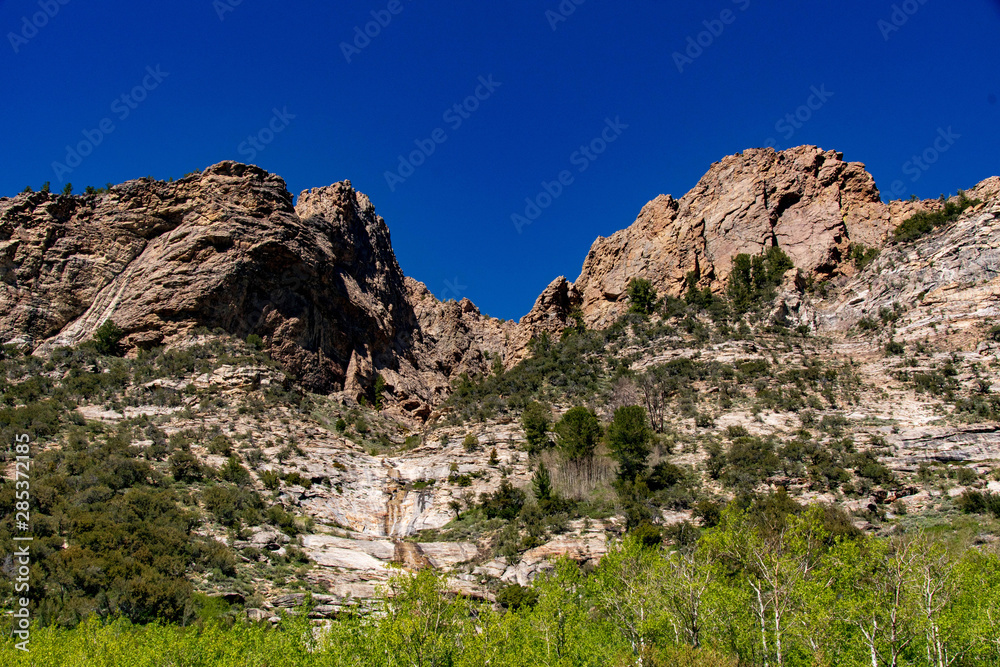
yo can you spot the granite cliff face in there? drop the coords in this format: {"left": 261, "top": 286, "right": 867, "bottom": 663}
{"left": 561, "top": 146, "right": 911, "bottom": 328}
{"left": 0, "top": 162, "right": 505, "bottom": 419}
{"left": 1, "top": 149, "right": 996, "bottom": 416}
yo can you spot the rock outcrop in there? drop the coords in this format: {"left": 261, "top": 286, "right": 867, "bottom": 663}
{"left": 0, "top": 162, "right": 503, "bottom": 417}
{"left": 563, "top": 146, "right": 910, "bottom": 329}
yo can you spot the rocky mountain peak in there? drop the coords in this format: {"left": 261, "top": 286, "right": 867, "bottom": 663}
{"left": 561, "top": 146, "right": 897, "bottom": 328}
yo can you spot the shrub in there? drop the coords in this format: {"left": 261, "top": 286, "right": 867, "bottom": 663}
{"left": 259, "top": 469, "right": 280, "bottom": 491}
{"left": 245, "top": 334, "right": 264, "bottom": 349}
{"left": 727, "top": 246, "right": 794, "bottom": 313}
{"left": 495, "top": 584, "right": 539, "bottom": 610}
{"left": 723, "top": 436, "right": 779, "bottom": 491}
{"left": 219, "top": 456, "right": 252, "bottom": 486}
{"left": 957, "top": 490, "right": 1000, "bottom": 517}
{"left": 848, "top": 243, "right": 880, "bottom": 270}
{"left": 463, "top": 433, "right": 479, "bottom": 452}
{"left": 521, "top": 401, "right": 552, "bottom": 453}
{"left": 479, "top": 480, "right": 525, "bottom": 520}
{"left": 957, "top": 467, "right": 978, "bottom": 486}
{"left": 885, "top": 340, "right": 905, "bottom": 356}
{"left": 532, "top": 462, "right": 553, "bottom": 501}
{"left": 893, "top": 192, "right": 982, "bottom": 243}
{"left": 629, "top": 521, "right": 663, "bottom": 548}
{"left": 169, "top": 451, "right": 202, "bottom": 482}
{"left": 646, "top": 461, "right": 685, "bottom": 491}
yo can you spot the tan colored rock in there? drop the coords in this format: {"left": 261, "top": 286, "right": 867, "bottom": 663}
{"left": 568, "top": 147, "right": 894, "bottom": 328}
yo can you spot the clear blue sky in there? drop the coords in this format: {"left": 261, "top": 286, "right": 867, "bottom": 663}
{"left": 2, "top": 1, "right": 998, "bottom": 320}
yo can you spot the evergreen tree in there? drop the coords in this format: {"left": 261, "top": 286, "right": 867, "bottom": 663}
{"left": 608, "top": 405, "right": 652, "bottom": 481}
{"left": 554, "top": 406, "right": 602, "bottom": 461}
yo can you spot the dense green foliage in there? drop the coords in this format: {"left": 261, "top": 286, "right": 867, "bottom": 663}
{"left": 520, "top": 401, "right": 552, "bottom": 453}
{"left": 93, "top": 320, "right": 125, "bottom": 356}
{"left": 893, "top": 192, "right": 982, "bottom": 243}
{"left": 5, "top": 503, "right": 1000, "bottom": 667}
{"left": 0, "top": 338, "right": 313, "bottom": 629}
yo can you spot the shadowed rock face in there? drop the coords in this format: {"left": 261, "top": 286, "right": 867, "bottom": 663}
{"left": 0, "top": 164, "right": 404, "bottom": 397}
{"left": 0, "top": 162, "right": 517, "bottom": 417}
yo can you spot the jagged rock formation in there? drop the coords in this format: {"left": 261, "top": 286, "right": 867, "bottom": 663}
{"left": 0, "top": 163, "right": 507, "bottom": 419}
{"left": 1, "top": 150, "right": 996, "bottom": 416}
{"left": 806, "top": 177, "right": 1000, "bottom": 341}
{"left": 557, "top": 146, "right": 933, "bottom": 329}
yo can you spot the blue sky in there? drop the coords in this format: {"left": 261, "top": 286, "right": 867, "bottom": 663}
{"left": 2, "top": 1, "right": 998, "bottom": 320}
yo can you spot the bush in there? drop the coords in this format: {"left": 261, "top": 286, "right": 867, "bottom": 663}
{"left": 259, "top": 469, "right": 280, "bottom": 491}
{"left": 521, "top": 401, "right": 552, "bottom": 453}
{"left": 893, "top": 192, "right": 981, "bottom": 243}
{"left": 495, "top": 583, "right": 539, "bottom": 610}
{"left": 646, "top": 461, "right": 685, "bottom": 491}
{"left": 848, "top": 243, "right": 880, "bottom": 270}
{"left": 629, "top": 521, "right": 663, "bottom": 548}
{"left": 169, "top": 451, "right": 202, "bottom": 482}
{"left": 885, "top": 340, "right": 905, "bottom": 356}
{"left": 479, "top": 480, "right": 526, "bottom": 520}
{"left": 245, "top": 334, "right": 264, "bottom": 350}
{"left": 532, "top": 462, "right": 553, "bottom": 501}
{"left": 727, "top": 246, "right": 794, "bottom": 313}
{"left": 957, "top": 490, "right": 1000, "bottom": 517}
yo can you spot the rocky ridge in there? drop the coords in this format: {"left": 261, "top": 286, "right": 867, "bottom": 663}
{"left": 2, "top": 147, "right": 991, "bottom": 418}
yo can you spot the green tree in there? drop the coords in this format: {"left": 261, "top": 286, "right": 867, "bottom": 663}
{"left": 521, "top": 401, "right": 552, "bottom": 453}
{"left": 41, "top": 181, "right": 50, "bottom": 193}
{"left": 374, "top": 570, "right": 467, "bottom": 667}
{"left": 373, "top": 373, "right": 387, "bottom": 410}
{"left": 532, "top": 462, "right": 553, "bottom": 501}
{"left": 608, "top": 405, "right": 652, "bottom": 481}
{"left": 593, "top": 535, "right": 669, "bottom": 658}
{"left": 62, "top": 183, "right": 73, "bottom": 195}
{"left": 93, "top": 319, "right": 125, "bottom": 356}
{"left": 628, "top": 278, "right": 658, "bottom": 316}
{"left": 554, "top": 406, "right": 602, "bottom": 461}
